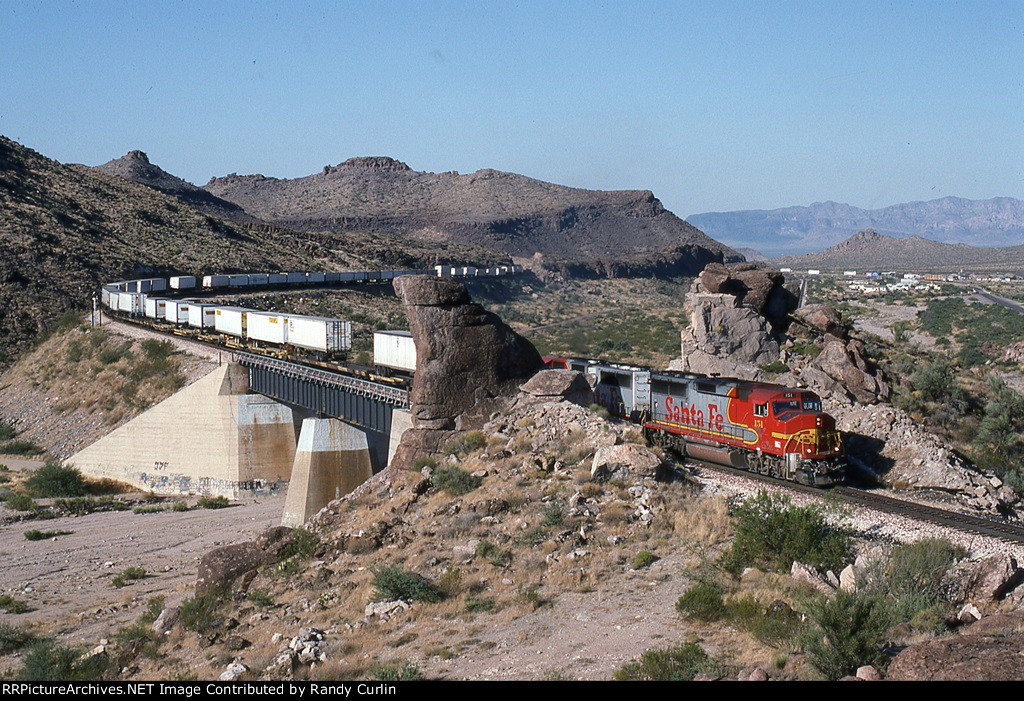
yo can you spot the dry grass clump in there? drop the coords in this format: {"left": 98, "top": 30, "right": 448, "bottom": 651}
{"left": 672, "top": 495, "right": 733, "bottom": 546}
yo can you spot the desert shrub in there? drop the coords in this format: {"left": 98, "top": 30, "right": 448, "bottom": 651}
{"left": 0, "top": 623, "right": 34, "bottom": 654}
{"left": 444, "top": 430, "right": 486, "bottom": 456}
{"left": 675, "top": 582, "right": 727, "bottom": 622}
{"left": 24, "top": 462, "right": 85, "bottom": 498}
{"left": 729, "top": 597, "right": 803, "bottom": 647}
{"left": 370, "top": 565, "right": 442, "bottom": 603}
{"left": 171, "top": 500, "right": 189, "bottom": 512}
{"left": 632, "top": 550, "right": 658, "bottom": 570}
{"left": 465, "top": 595, "right": 495, "bottom": 613}
{"left": 16, "top": 639, "right": 109, "bottom": 681}
{"left": 0, "top": 421, "right": 15, "bottom": 441}
{"left": 140, "top": 596, "right": 165, "bottom": 626}
{"left": 97, "top": 342, "right": 132, "bottom": 365}
{"left": 0, "top": 594, "right": 31, "bottom": 614}
{"left": 801, "top": 590, "right": 893, "bottom": 680}
{"left": 24, "top": 529, "right": 73, "bottom": 541}
{"left": 246, "top": 589, "right": 275, "bottom": 609}
{"left": 179, "top": 590, "right": 226, "bottom": 633}
{"left": 791, "top": 341, "right": 823, "bottom": 358}
{"left": 140, "top": 338, "right": 174, "bottom": 361}
{"left": 196, "top": 495, "right": 230, "bottom": 509}
{"left": 53, "top": 495, "right": 130, "bottom": 515}
{"left": 883, "top": 538, "right": 965, "bottom": 622}
{"left": 368, "top": 661, "right": 422, "bottom": 681}
{"left": 588, "top": 403, "right": 610, "bottom": 419}
{"left": 411, "top": 455, "right": 437, "bottom": 471}
{"left": 475, "top": 540, "right": 512, "bottom": 567}
{"left": 613, "top": 642, "right": 721, "bottom": 681}
{"left": 112, "top": 566, "right": 147, "bottom": 588}
{"left": 516, "top": 586, "right": 543, "bottom": 610}
{"left": 436, "top": 567, "right": 463, "bottom": 598}
{"left": 5, "top": 493, "right": 38, "bottom": 511}
{"left": 723, "top": 490, "right": 852, "bottom": 574}
{"left": 541, "top": 501, "right": 565, "bottom": 527}
{"left": 133, "top": 505, "right": 163, "bottom": 514}
{"left": 432, "top": 465, "right": 481, "bottom": 496}
{"left": 114, "top": 621, "right": 161, "bottom": 659}
{"left": 277, "top": 528, "right": 318, "bottom": 562}
{"left": 0, "top": 440, "right": 43, "bottom": 456}
{"left": 759, "top": 360, "right": 790, "bottom": 375}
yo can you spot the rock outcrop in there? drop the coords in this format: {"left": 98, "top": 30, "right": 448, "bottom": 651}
{"left": 887, "top": 624, "right": 1024, "bottom": 681}
{"left": 520, "top": 369, "right": 594, "bottom": 407}
{"left": 195, "top": 526, "right": 298, "bottom": 596}
{"left": 390, "top": 275, "right": 544, "bottom": 465}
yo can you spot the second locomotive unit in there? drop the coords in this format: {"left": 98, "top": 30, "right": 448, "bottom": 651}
{"left": 544, "top": 357, "right": 844, "bottom": 487}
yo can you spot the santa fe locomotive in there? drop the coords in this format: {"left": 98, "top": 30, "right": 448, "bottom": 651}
{"left": 544, "top": 357, "right": 844, "bottom": 487}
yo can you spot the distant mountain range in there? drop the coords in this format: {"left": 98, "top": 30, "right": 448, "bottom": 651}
{"left": 771, "top": 228, "right": 1024, "bottom": 272}
{"left": 688, "top": 197, "right": 1024, "bottom": 257}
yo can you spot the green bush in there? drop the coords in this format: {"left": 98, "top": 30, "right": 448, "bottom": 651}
{"left": 24, "top": 462, "right": 85, "bottom": 498}
{"left": 801, "top": 591, "right": 893, "bottom": 680}
{"left": 411, "top": 456, "right": 438, "bottom": 471}
{"left": 475, "top": 540, "right": 512, "bottom": 567}
{"left": 541, "top": 501, "right": 565, "bottom": 527}
{"left": 368, "top": 661, "right": 422, "bottom": 681}
{"left": 431, "top": 465, "right": 481, "bottom": 496}
{"left": 730, "top": 598, "right": 803, "bottom": 647}
{"left": 444, "top": 430, "right": 486, "bottom": 456}
{"left": 5, "top": 493, "right": 37, "bottom": 511}
{"left": 465, "top": 595, "right": 495, "bottom": 613}
{"left": 675, "top": 582, "right": 727, "bottom": 622}
{"left": 16, "top": 639, "right": 109, "bottom": 681}
{"left": 179, "top": 590, "right": 226, "bottom": 633}
{"left": 24, "top": 529, "right": 73, "bottom": 541}
{"left": 0, "top": 421, "right": 15, "bottom": 441}
{"left": 0, "top": 440, "right": 44, "bottom": 456}
{"left": 171, "top": 500, "right": 189, "bottom": 512}
{"left": 112, "top": 566, "right": 147, "bottom": 588}
{"left": 723, "top": 490, "right": 852, "bottom": 574}
{"left": 0, "top": 594, "right": 31, "bottom": 614}
{"left": 632, "top": 550, "right": 658, "bottom": 570}
{"left": 370, "top": 565, "right": 443, "bottom": 603}
{"left": 196, "top": 495, "right": 230, "bottom": 509}
{"left": 0, "top": 623, "right": 34, "bottom": 654}
{"left": 246, "top": 589, "right": 275, "bottom": 609}
{"left": 884, "top": 538, "right": 965, "bottom": 623}
{"left": 614, "top": 642, "right": 721, "bottom": 681}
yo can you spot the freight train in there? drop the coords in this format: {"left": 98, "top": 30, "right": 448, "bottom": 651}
{"left": 544, "top": 356, "right": 843, "bottom": 486}
{"left": 99, "top": 264, "right": 517, "bottom": 369}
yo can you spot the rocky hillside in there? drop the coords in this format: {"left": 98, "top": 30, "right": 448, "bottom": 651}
{"left": 94, "top": 150, "right": 260, "bottom": 226}
{"left": 0, "top": 136, "right": 338, "bottom": 362}
{"left": 771, "top": 229, "right": 1024, "bottom": 272}
{"left": 689, "top": 197, "right": 1024, "bottom": 256}
{"left": 204, "top": 157, "right": 742, "bottom": 274}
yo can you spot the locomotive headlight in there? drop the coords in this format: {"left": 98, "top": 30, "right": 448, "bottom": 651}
{"left": 816, "top": 417, "right": 821, "bottom": 427}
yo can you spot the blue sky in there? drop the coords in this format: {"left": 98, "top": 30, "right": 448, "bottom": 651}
{"left": 1, "top": 1, "right": 1021, "bottom": 215}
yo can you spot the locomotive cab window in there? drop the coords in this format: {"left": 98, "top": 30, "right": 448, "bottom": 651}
{"left": 773, "top": 399, "right": 800, "bottom": 415}
{"left": 754, "top": 403, "right": 768, "bottom": 417}
{"left": 802, "top": 398, "right": 822, "bottom": 412}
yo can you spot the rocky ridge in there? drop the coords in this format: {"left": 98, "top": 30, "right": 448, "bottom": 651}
{"left": 204, "top": 157, "right": 742, "bottom": 274}
{"left": 671, "top": 262, "right": 1018, "bottom": 519}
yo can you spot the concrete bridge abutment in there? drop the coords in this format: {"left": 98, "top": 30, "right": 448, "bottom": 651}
{"left": 281, "top": 417, "right": 373, "bottom": 527}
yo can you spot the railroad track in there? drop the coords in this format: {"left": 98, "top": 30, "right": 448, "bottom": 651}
{"left": 689, "top": 459, "right": 1024, "bottom": 545}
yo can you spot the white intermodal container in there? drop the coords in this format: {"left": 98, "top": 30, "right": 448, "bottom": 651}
{"left": 144, "top": 297, "right": 167, "bottom": 319}
{"left": 165, "top": 300, "right": 190, "bottom": 324}
{"left": 286, "top": 315, "right": 351, "bottom": 354}
{"left": 188, "top": 304, "right": 217, "bottom": 330}
{"left": 170, "top": 275, "right": 197, "bottom": 290}
{"left": 214, "top": 307, "right": 248, "bottom": 338}
{"left": 373, "top": 330, "right": 416, "bottom": 373}
{"left": 118, "top": 291, "right": 143, "bottom": 315}
{"left": 247, "top": 311, "right": 290, "bottom": 345}
{"left": 202, "top": 274, "right": 230, "bottom": 289}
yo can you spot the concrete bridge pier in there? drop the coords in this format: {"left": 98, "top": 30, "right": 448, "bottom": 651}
{"left": 282, "top": 417, "right": 373, "bottom": 527}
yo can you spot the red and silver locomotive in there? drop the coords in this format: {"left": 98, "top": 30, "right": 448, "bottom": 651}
{"left": 544, "top": 357, "right": 843, "bottom": 487}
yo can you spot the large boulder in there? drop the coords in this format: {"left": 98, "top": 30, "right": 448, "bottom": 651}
{"left": 520, "top": 369, "right": 594, "bottom": 406}
{"left": 680, "top": 292, "right": 780, "bottom": 368}
{"left": 792, "top": 304, "right": 847, "bottom": 339}
{"left": 391, "top": 275, "right": 544, "bottom": 465}
{"left": 195, "top": 526, "right": 296, "bottom": 596}
{"left": 811, "top": 337, "right": 888, "bottom": 404}
{"left": 887, "top": 631, "right": 1024, "bottom": 681}
{"left": 697, "top": 262, "right": 798, "bottom": 322}
{"left": 590, "top": 443, "right": 663, "bottom": 481}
